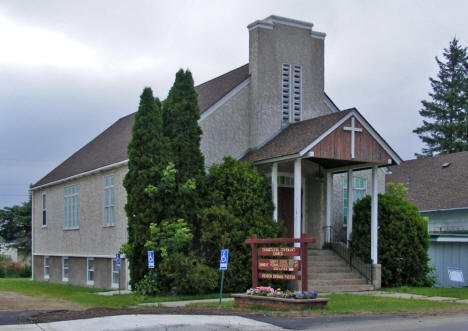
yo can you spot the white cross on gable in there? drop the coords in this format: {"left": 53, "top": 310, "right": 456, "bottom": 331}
{"left": 343, "top": 117, "right": 362, "bottom": 159}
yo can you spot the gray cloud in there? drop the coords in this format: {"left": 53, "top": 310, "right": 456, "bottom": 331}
{"left": 1, "top": 0, "right": 467, "bottom": 207}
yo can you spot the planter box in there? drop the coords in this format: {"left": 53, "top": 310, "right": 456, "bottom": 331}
{"left": 232, "top": 294, "right": 329, "bottom": 310}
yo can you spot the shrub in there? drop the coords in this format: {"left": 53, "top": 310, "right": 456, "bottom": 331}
{"left": 200, "top": 157, "right": 285, "bottom": 292}
{"left": 350, "top": 188, "right": 434, "bottom": 287}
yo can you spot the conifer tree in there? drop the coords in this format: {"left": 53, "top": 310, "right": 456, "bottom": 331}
{"left": 163, "top": 69, "right": 205, "bottom": 183}
{"left": 414, "top": 38, "right": 468, "bottom": 157}
{"left": 162, "top": 70, "right": 205, "bottom": 226}
{"left": 123, "top": 87, "right": 167, "bottom": 287}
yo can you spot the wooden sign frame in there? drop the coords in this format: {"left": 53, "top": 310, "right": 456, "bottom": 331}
{"left": 245, "top": 233, "right": 315, "bottom": 291}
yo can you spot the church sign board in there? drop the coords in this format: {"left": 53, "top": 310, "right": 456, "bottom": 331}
{"left": 245, "top": 233, "right": 315, "bottom": 291}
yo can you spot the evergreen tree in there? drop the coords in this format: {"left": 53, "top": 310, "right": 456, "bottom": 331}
{"left": 414, "top": 38, "right": 468, "bottom": 157}
{"left": 123, "top": 87, "right": 167, "bottom": 288}
{"left": 163, "top": 69, "right": 205, "bottom": 183}
{"left": 0, "top": 200, "right": 31, "bottom": 252}
{"left": 162, "top": 69, "right": 205, "bottom": 227}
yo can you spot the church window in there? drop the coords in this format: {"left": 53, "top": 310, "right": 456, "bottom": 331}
{"left": 64, "top": 184, "right": 79, "bottom": 229}
{"left": 343, "top": 177, "right": 367, "bottom": 225}
{"left": 292, "top": 65, "right": 302, "bottom": 122}
{"left": 281, "top": 63, "right": 291, "bottom": 123}
{"left": 103, "top": 175, "right": 115, "bottom": 226}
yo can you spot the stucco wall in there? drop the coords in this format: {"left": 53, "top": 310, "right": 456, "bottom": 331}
{"left": 33, "top": 255, "right": 127, "bottom": 289}
{"left": 249, "top": 23, "right": 330, "bottom": 148}
{"left": 331, "top": 168, "right": 386, "bottom": 241}
{"left": 32, "top": 165, "right": 128, "bottom": 257}
{"left": 199, "top": 83, "right": 250, "bottom": 166}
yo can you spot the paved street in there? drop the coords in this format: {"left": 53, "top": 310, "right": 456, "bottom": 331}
{"left": 2, "top": 313, "right": 468, "bottom": 330}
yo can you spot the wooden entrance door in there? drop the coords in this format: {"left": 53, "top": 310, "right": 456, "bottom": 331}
{"left": 278, "top": 187, "right": 294, "bottom": 238}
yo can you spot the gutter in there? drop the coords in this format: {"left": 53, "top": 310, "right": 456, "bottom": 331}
{"left": 29, "top": 160, "right": 128, "bottom": 191}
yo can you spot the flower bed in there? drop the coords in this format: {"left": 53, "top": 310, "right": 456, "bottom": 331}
{"left": 233, "top": 286, "right": 329, "bottom": 310}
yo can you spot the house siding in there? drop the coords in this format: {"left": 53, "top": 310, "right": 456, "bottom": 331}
{"left": 429, "top": 241, "right": 468, "bottom": 287}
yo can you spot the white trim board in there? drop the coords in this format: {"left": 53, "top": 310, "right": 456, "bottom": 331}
{"left": 430, "top": 236, "right": 468, "bottom": 243}
{"left": 30, "top": 160, "right": 128, "bottom": 191}
{"left": 199, "top": 78, "right": 250, "bottom": 122}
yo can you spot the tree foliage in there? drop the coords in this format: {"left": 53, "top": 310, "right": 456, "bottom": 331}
{"left": 414, "top": 38, "right": 468, "bottom": 157}
{"left": 350, "top": 186, "right": 434, "bottom": 287}
{"left": 123, "top": 87, "right": 167, "bottom": 288}
{"left": 125, "top": 72, "right": 284, "bottom": 295}
{"left": 0, "top": 200, "right": 31, "bottom": 252}
{"left": 199, "top": 157, "right": 285, "bottom": 292}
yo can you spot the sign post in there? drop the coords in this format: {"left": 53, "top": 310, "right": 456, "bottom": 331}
{"left": 148, "top": 251, "right": 155, "bottom": 269}
{"left": 116, "top": 253, "right": 121, "bottom": 295}
{"left": 219, "top": 249, "right": 229, "bottom": 304}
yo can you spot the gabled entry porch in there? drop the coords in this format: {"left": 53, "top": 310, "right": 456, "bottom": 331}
{"left": 243, "top": 109, "right": 403, "bottom": 290}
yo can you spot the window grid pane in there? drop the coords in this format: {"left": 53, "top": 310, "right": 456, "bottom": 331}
{"left": 64, "top": 185, "right": 79, "bottom": 228}
{"left": 103, "top": 175, "right": 115, "bottom": 226}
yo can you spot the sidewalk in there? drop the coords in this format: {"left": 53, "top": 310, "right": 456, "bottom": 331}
{"left": 0, "top": 314, "right": 280, "bottom": 331}
{"left": 349, "top": 290, "right": 468, "bottom": 304}
{"left": 140, "top": 298, "right": 234, "bottom": 307}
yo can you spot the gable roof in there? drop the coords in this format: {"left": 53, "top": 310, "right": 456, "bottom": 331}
{"left": 31, "top": 64, "right": 250, "bottom": 189}
{"left": 242, "top": 110, "right": 353, "bottom": 163}
{"left": 242, "top": 108, "right": 402, "bottom": 166}
{"left": 387, "top": 151, "right": 468, "bottom": 211}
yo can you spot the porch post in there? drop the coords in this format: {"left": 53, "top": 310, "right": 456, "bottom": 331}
{"left": 346, "top": 169, "right": 354, "bottom": 246}
{"left": 271, "top": 162, "right": 278, "bottom": 221}
{"left": 294, "top": 158, "right": 302, "bottom": 246}
{"left": 325, "top": 171, "right": 332, "bottom": 243}
{"left": 371, "top": 165, "right": 379, "bottom": 264}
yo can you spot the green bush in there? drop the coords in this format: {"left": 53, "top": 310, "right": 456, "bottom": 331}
{"left": 200, "top": 157, "right": 285, "bottom": 292}
{"left": 350, "top": 189, "right": 434, "bottom": 287}
{"left": 134, "top": 269, "right": 160, "bottom": 296}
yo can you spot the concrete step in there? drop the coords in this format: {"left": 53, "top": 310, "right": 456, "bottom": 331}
{"left": 310, "top": 284, "right": 375, "bottom": 293}
{"left": 308, "top": 272, "right": 364, "bottom": 280}
{"left": 308, "top": 278, "right": 369, "bottom": 286}
{"left": 308, "top": 254, "right": 347, "bottom": 262}
{"left": 308, "top": 249, "right": 337, "bottom": 256}
{"left": 308, "top": 265, "right": 353, "bottom": 273}
{"left": 307, "top": 260, "right": 349, "bottom": 267}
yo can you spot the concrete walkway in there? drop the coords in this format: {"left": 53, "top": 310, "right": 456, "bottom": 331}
{"left": 95, "top": 289, "right": 132, "bottom": 296}
{"left": 140, "top": 298, "right": 234, "bottom": 307}
{"left": 0, "top": 314, "right": 281, "bottom": 330}
{"left": 349, "top": 290, "right": 468, "bottom": 304}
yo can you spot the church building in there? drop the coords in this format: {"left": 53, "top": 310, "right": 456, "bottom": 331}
{"left": 30, "top": 16, "right": 402, "bottom": 290}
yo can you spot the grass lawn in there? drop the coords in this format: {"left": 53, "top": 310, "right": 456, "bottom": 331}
{"left": 0, "top": 278, "right": 230, "bottom": 308}
{"left": 384, "top": 286, "right": 468, "bottom": 299}
{"left": 192, "top": 293, "right": 466, "bottom": 314}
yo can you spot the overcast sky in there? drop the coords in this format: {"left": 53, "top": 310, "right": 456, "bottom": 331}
{"left": 1, "top": 0, "right": 467, "bottom": 208}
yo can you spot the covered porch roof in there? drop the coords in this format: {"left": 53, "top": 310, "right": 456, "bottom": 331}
{"left": 242, "top": 108, "right": 402, "bottom": 169}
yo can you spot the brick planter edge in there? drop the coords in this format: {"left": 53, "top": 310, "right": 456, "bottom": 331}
{"left": 232, "top": 294, "right": 329, "bottom": 310}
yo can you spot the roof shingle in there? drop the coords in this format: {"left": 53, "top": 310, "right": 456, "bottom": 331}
{"left": 387, "top": 151, "right": 468, "bottom": 211}
{"left": 242, "top": 110, "right": 353, "bottom": 163}
{"left": 32, "top": 64, "right": 250, "bottom": 188}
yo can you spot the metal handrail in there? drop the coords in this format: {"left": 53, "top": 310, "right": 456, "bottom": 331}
{"left": 323, "top": 226, "right": 373, "bottom": 284}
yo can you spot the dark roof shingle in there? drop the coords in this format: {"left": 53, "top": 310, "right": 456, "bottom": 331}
{"left": 242, "top": 109, "right": 353, "bottom": 163}
{"left": 32, "top": 64, "right": 250, "bottom": 188}
{"left": 387, "top": 151, "right": 468, "bottom": 211}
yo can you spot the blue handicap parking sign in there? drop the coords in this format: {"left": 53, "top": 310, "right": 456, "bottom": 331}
{"left": 219, "top": 249, "right": 229, "bottom": 270}
{"left": 148, "top": 251, "right": 155, "bottom": 269}
{"left": 116, "top": 253, "right": 121, "bottom": 269}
